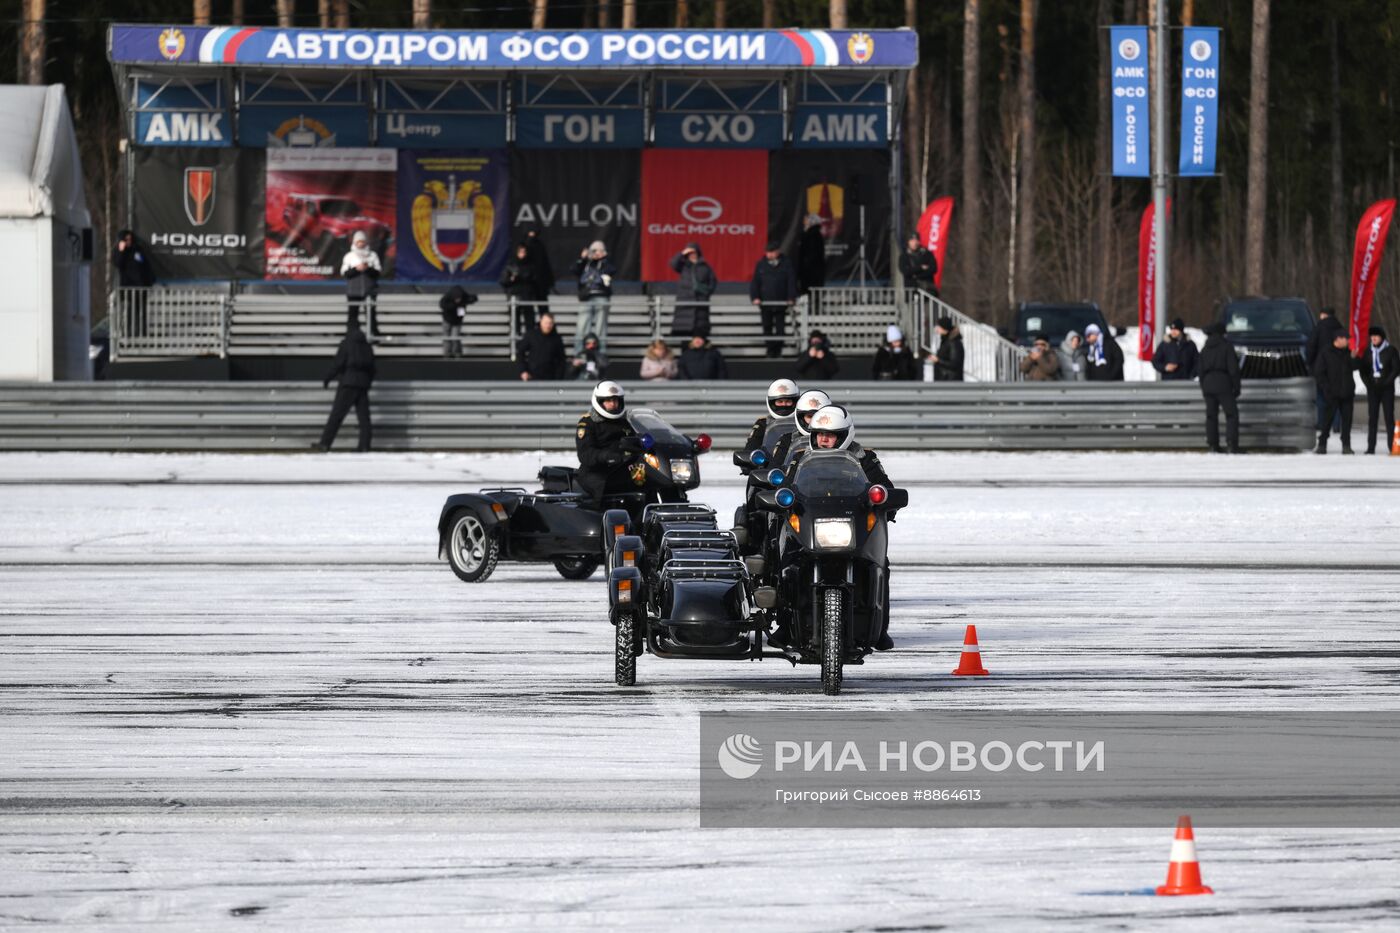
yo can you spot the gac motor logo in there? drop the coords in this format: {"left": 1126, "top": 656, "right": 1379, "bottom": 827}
{"left": 681, "top": 196, "right": 723, "bottom": 224}
{"left": 158, "top": 28, "right": 186, "bottom": 61}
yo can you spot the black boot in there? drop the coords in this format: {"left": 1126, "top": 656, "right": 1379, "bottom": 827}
{"left": 1315, "top": 438, "right": 1328, "bottom": 454}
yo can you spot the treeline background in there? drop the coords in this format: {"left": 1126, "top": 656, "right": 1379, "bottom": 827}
{"left": 4, "top": 0, "right": 1400, "bottom": 337}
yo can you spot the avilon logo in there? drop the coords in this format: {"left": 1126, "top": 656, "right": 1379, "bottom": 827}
{"left": 717, "top": 733, "right": 763, "bottom": 779}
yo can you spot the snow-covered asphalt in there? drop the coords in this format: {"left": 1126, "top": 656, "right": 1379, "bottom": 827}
{"left": 1, "top": 450, "right": 1398, "bottom": 930}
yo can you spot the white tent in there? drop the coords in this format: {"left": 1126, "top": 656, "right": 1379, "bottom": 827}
{"left": 0, "top": 84, "right": 91, "bottom": 381}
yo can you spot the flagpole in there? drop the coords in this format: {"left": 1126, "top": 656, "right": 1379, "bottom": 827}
{"left": 1152, "top": 0, "right": 1170, "bottom": 369}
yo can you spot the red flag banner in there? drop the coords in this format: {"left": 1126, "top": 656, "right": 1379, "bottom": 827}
{"left": 1349, "top": 199, "right": 1397, "bottom": 354}
{"left": 915, "top": 196, "right": 954, "bottom": 290}
{"left": 1138, "top": 199, "right": 1170, "bottom": 361}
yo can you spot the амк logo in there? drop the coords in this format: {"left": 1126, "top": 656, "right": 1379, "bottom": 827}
{"left": 717, "top": 733, "right": 763, "bottom": 780}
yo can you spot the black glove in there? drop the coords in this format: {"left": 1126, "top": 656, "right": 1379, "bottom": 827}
{"left": 601, "top": 450, "right": 624, "bottom": 467}
{"left": 619, "top": 436, "right": 644, "bottom": 453}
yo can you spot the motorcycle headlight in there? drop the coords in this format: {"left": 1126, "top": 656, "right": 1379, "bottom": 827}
{"left": 671, "top": 459, "right": 694, "bottom": 484}
{"left": 813, "top": 518, "right": 854, "bottom": 549}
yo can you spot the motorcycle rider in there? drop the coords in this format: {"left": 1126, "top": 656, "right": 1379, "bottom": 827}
{"left": 575, "top": 380, "right": 641, "bottom": 509}
{"left": 769, "top": 389, "right": 831, "bottom": 470}
{"left": 742, "top": 378, "right": 802, "bottom": 455}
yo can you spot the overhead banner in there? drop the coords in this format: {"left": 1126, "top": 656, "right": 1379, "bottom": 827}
{"left": 641, "top": 149, "right": 767, "bottom": 281}
{"left": 768, "top": 149, "right": 891, "bottom": 282}
{"left": 396, "top": 150, "right": 510, "bottom": 282}
{"left": 793, "top": 75, "right": 889, "bottom": 149}
{"left": 510, "top": 149, "right": 641, "bottom": 280}
{"left": 1178, "top": 27, "right": 1221, "bottom": 176}
{"left": 378, "top": 78, "right": 507, "bottom": 149}
{"left": 1349, "top": 199, "right": 1397, "bottom": 353}
{"left": 516, "top": 75, "right": 645, "bottom": 149}
{"left": 238, "top": 106, "right": 371, "bottom": 148}
{"left": 109, "top": 26, "right": 919, "bottom": 70}
{"left": 133, "top": 147, "right": 265, "bottom": 278}
{"left": 653, "top": 80, "right": 784, "bottom": 149}
{"left": 1138, "top": 199, "right": 1170, "bottom": 362}
{"left": 133, "top": 78, "right": 229, "bottom": 147}
{"left": 1109, "top": 26, "right": 1149, "bottom": 178}
{"left": 265, "top": 148, "right": 396, "bottom": 279}
{"left": 915, "top": 197, "right": 954, "bottom": 291}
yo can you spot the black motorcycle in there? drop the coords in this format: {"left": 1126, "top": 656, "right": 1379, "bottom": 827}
{"left": 757, "top": 449, "right": 907, "bottom": 694}
{"left": 437, "top": 409, "right": 711, "bottom": 583}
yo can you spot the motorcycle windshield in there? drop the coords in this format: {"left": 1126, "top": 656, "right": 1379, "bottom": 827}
{"left": 790, "top": 451, "right": 868, "bottom": 500}
{"left": 627, "top": 408, "right": 692, "bottom": 454}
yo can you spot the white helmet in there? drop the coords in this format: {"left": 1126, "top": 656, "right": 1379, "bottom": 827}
{"left": 766, "top": 378, "right": 801, "bottom": 419}
{"left": 809, "top": 405, "right": 855, "bottom": 450}
{"left": 793, "top": 389, "right": 832, "bottom": 436}
{"left": 592, "top": 380, "right": 626, "bottom": 420}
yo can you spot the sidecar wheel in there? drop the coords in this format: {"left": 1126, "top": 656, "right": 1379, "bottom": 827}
{"left": 554, "top": 556, "right": 601, "bottom": 580}
{"left": 615, "top": 610, "right": 638, "bottom": 686}
{"left": 447, "top": 511, "right": 499, "bottom": 583}
{"left": 821, "top": 589, "right": 844, "bottom": 696}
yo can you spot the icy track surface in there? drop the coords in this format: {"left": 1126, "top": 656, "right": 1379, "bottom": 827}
{"left": 2, "top": 450, "right": 1399, "bottom": 931}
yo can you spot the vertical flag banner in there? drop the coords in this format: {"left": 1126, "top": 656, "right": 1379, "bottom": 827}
{"left": 1110, "top": 26, "right": 1150, "bottom": 178}
{"left": 1138, "top": 199, "right": 1170, "bottom": 361}
{"left": 396, "top": 150, "right": 510, "bottom": 282}
{"left": 915, "top": 197, "right": 954, "bottom": 290}
{"left": 1178, "top": 27, "right": 1222, "bottom": 176}
{"left": 1349, "top": 199, "right": 1397, "bottom": 353}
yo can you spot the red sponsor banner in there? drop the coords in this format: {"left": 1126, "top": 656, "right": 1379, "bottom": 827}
{"left": 1138, "top": 199, "right": 1170, "bottom": 361}
{"left": 915, "top": 196, "right": 954, "bottom": 290}
{"left": 265, "top": 148, "right": 396, "bottom": 280}
{"left": 1349, "top": 199, "right": 1397, "bottom": 354}
{"left": 641, "top": 149, "right": 767, "bottom": 281}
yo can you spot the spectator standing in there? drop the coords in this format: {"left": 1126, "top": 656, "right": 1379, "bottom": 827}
{"left": 1314, "top": 330, "right": 1356, "bottom": 454}
{"left": 1198, "top": 321, "right": 1242, "bottom": 453}
{"left": 341, "top": 231, "right": 383, "bottom": 338}
{"left": 750, "top": 242, "right": 798, "bottom": 357}
{"left": 898, "top": 233, "right": 938, "bottom": 295}
{"left": 572, "top": 240, "right": 616, "bottom": 355}
{"left": 670, "top": 243, "right": 717, "bottom": 338}
{"left": 930, "top": 316, "right": 964, "bottom": 381}
{"left": 570, "top": 332, "right": 609, "bottom": 381}
{"left": 1057, "top": 330, "right": 1087, "bottom": 381}
{"left": 517, "top": 310, "right": 567, "bottom": 382}
{"left": 640, "top": 339, "right": 678, "bottom": 381}
{"left": 1306, "top": 306, "right": 1345, "bottom": 433}
{"left": 112, "top": 229, "right": 156, "bottom": 337}
{"left": 1359, "top": 325, "right": 1399, "bottom": 454}
{"left": 797, "top": 214, "right": 827, "bottom": 296}
{"left": 796, "top": 329, "right": 840, "bottom": 381}
{"left": 1153, "top": 317, "right": 1200, "bottom": 381}
{"left": 1082, "top": 323, "right": 1124, "bottom": 381}
{"left": 438, "top": 285, "right": 477, "bottom": 358}
{"left": 314, "top": 324, "right": 375, "bottom": 452}
{"left": 524, "top": 226, "right": 555, "bottom": 312}
{"left": 500, "top": 242, "right": 544, "bottom": 331}
{"left": 678, "top": 334, "right": 729, "bottom": 380}
{"left": 1019, "top": 334, "right": 1061, "bottom": 381}
{"left": 871, "top": 325, "right": 919, "bottom": 380}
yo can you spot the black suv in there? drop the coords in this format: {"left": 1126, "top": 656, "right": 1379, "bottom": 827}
{"left": 1214, "top": 297, "right": 1315, "bottom": 378}
{"left": 1009, "top": 302, "right": 1112, "bottom": 348}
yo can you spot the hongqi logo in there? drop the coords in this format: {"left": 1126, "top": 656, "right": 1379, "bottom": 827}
{"left": 681, "top": 196, "right": 723, "bottom": 224}
{"left": 717, "top": 733, "right": 763, "bottom": 779}
{"left": 1118, "top": 38, "right": 1141, "bottom": 62}
{"left": 184, "top": 167, "right": 215, "bottom": 226}
{"left": 158, "top": 28, "right": 186, "bottom": 61}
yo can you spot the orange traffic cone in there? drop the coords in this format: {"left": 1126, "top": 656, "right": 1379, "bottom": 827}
{"left": 1391, "top": 422, "right": 1399, "bottom": 455}
{"left": 1155, "top": 815, "right": 1214, "bottom": 896}
{"left": 951, "top": 624, "right": 990, "bottom": 676}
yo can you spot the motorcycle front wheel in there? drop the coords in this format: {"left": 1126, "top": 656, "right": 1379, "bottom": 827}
{"left": 821, "top": 588, "right": 844, "bottom": 696}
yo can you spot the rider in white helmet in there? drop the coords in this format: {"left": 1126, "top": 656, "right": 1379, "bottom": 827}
{"left": 769, "top": 388, "right": 831, "bottom": 469}
{"left": 742, "top": 378, "right": 802, "bottom": 456}
{"left": 575, "top": 380, "right": 639, "bottom": 508}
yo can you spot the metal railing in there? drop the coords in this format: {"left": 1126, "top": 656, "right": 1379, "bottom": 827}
{"left": 110, "top": 286, "right": 230, "bottom": 360}
{"left": 911, "top": 289, "right": 1030, "bottom": 382}
{"left": 802, "top": 286, "right": 904, "bottom": 354}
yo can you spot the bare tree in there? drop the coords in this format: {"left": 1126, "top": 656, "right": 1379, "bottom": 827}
{"left": 533, "top": 0, "right": 548, "bottom": 30}
{"left": 714, "top": 0, "right": 726, "bottom": 29}
{"left": 1244, "top": 0, "right": 1270, "bottom": 294}
{"left": 960, "top": 0, "right": 982, "bottom": 315}
{"left": 276, "top": 0, "right": 295, "bottom": 28}
{"left": 830, "top": 0, "right": 848, "bottom": 30}
{"left": 1328, "top": 14, "right": 1345, "bottom": 302}
{"left": 904, "top": 0, "right": 921, "bottom": 233}
{"left": 22, "top": 0, "right": 45, "bottom": 85}
{"left": 1014, "top": 0, "right": 1038, "bottom": 301}
{"left": 333, "top": 0, "right": 349, "bottom": 28}
{"left": 194, "top": 1, "right": 211, "bottom": 25}
{"left": 599, "top": 0, "right": 612, "bottom": 28}
{"left": 1182, "top": 0, "right": 1195, "bottom": 26}
{"left": 413, "top": 0, "right": 431, "bottom": 29}
{"left": 232, "top": 0, "right": 246, "bottom": 24}
{"left": 623, "top": 0, "right": 636, "bottom": 29}
{"left": 762, "top": 1, "right": 776, "bottom": 29}
{"left": 318, "top": 0, "right": 331, "bottom": 28}
{"left": 675, "top": 0, "right": 689, "bottom": 29}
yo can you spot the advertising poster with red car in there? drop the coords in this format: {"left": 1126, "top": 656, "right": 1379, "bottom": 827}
{"left": 641, "top": 149, "right": 767, "bottom": 281}
{"left": 264, "top": 148, "right": 396, "bottom": 279}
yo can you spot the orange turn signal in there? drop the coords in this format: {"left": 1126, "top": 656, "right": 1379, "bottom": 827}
{"left": 866, "top": 512, "right": 876, "bottom": 531}
{"left": 788, "top": 514, "right": 801, "bottom": 534}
